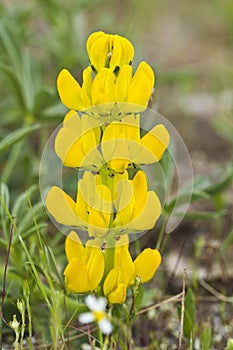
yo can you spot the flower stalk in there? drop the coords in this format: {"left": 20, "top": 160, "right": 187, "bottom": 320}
{"left": 45, "top": 30, "right": 170, "bottom": 346}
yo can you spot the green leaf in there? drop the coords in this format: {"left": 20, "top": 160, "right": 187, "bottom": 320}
{"left": 184, "top": 209, "right": 226, "bottom": 220}
{"left": 0, "top": 183, "right": 10, "bottom": 240}
{"left": 12, "top": 185, "right": 38, "bottom": 218}
{"left": 17, "top": 201, "right": 45, "bottom": 234}
{"left": 219, "top": 228, "right": 233, "bottom": 255}
{"left": 0, "top": 183, "right": 10, "bottom": 211}
{"left": 0, "top": 123, "right": 40, "bottom": 155}
{"left": 200, "top": 323, "right": 212, "bottom": 350}
{"left": 166, "top": 165, "right": 233, "bottom": 212}
{"left": 204, "top": 165, "right": 233, "bottom": 196}
{"left": 225, "top": 338, "right": 233, "bottom": 350}
{"left": 139, "top": 287, "right": 156, "bottom": 309}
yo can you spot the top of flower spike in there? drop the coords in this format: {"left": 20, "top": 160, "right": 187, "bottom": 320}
{"left": 86, "top": 31, "right": 134, "bottom": 73}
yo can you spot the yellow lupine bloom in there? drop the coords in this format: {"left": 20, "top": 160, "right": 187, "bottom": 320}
{"left": 86, "top": 31, "right": 134, "bottom": 73}
{"left": 133, "top": 248, "right": 161, "bottom": 283}
{"left": 54, "top": 112, "right": 169, "bottom": 172}
{"left": 103, "top": 243, "right": 161, "bottom": 304}
{"left": 54, "top": 109, "right": 103, "bottom": 170}
{"left": 103, "top": 267, "right": 128, "bottom": 304}
{"left": 101, "top": 114, "right": 140, "bottom": 172}
{"left": 101, "top": 114, "right": 170, "bottom": 172}
{"left": 57, "top": 61, "right": 154, "bottom": 114}
{"left": 115, "top": 244, "right": 162, "bottom": 284}
{"left": 46, "top": 169, "right": 161, "bottom": 237}
{"left": 46, "top": 172, "right": 112, "bottom": 237}
{"left": 113, "top": 170, "right": 161, "bottom": 232}
{"left": 64, "top": 231, "right": 104, "bottom": 293}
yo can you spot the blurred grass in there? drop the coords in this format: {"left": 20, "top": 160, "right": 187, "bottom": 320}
{"left": 0, "top": 0, "right": 233, "bottom": 349}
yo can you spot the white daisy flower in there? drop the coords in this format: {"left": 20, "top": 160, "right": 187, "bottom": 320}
{"left": 79, "top": 295, "right": 112, "bottom": 335}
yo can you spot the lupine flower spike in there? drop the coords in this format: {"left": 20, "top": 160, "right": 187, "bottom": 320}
{"left": 46, "top": 31, "right": 168, "bottom": 328}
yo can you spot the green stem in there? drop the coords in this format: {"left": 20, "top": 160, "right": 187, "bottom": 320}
{"left": 103, "top": 246, "right": 115, "bottom": 276}
{"left": 156, "top": 214, "right": 167, "bottom": 251}
{"left": 98, "top": 326, "right": 104, "bottom": 350}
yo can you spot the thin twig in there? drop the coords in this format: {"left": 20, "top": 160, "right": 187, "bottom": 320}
{"left": 136, "top": 292, "right": 183, "bottom": 315}
{"left": 86, "top": 323, "right": 95, "bottom": 350}
{"left": 199, "top": 279, "right": 233, "bottom": 303}
{"left": 168, "top": 235, "right": 189, "bottom": 287}
{"left": 178, "top": 267, "right": 186, "bottom": 350}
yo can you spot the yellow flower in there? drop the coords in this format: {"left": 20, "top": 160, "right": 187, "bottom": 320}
{"left": 46, "top": 169, "right": 161, "bottom": 237}
{"left": 57, "top": 62, "right": 154, "bottom": 115}
{"left": 45, "top": 172, "right": 112, "bottom": 237}
{"left": 103, "top": 243, "right": 161, "bottom": 304}
{"left": 64, "top": 231, "right": 104, "bottom": 293}
{"left": 86, "top": 31, "right": 134, "bottom": 73}
{"left": 54, "top": 112, "right": 169, "bottom": 172}
{"left": 101, "top": 114, "right": 170, "bottom": 172}
{"left": 103, "top": 267, "right": 128, "bottom": 304}
{"left": 114, "top": 244, "right": 161, "bottom": 285}
{"left": 133, "top": 248, "right": 161, "bottom": 283}
{"left": 113, "top": 170, "right": 161, "bottom": 232}
{"left": 54, "top": 109, "right": 103, "bottom": 170}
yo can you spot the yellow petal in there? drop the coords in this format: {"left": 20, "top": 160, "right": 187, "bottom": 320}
{"left": 88, "top": 34, "right": 110, "bottom": 72}
{"left": 57, "top": 69, "right": 85, "bottom": 110}
{"left": 132, "top": 170, "right": 148, "bottom": 217}
{"left": 55, "top": 112, "right": 102, "bottom": 169}
{"left": 54, "top": 113, "right": 85, "bottom": 168}
{"left": 136, "top": 61, "right": 155, "bottom": 89}
{"left": 46, "top": 186, "right": 82, "bottom": 226}
{"left": 134, "top": 248, "right": 161, "bottom": 283}
{"left": 114, "top": 178, "right": 133, "bottom": 211}
{"left": 112, "top": 171, "right": 128, "bottom": 201}
{"left": 114, "top": 246, "right": 135, "bottom": 284}
{"left": 86, "top": 31, "right": 105, "bottom": 58}
{"left": 109, "top": 35, "right": 123, "bottom": 70}
{"left": 86, "top": 182, "right": 112, "bottom": 237}
{"left": 126, "top": 191, "right": 161, "bottom": 231}
{"left": 110, "top": 35, "right": 134, "bottom": 70}
{"left": 103, "top": 268, "right": 127, "bottom": 304}
{"left": 95, "top": 184, "right": 112, "bottom": 214}
{"left": 120, "top": 36, "right": 134, "bottom": 65}
{"left": 113, "top": 179, "right": 134, "bottom": 226}
{"left": 64, "top": 257, "right": 90, "bottom": 293}
{"left": 78, "top": 172, "right": 97, "bottom": 208}
{"left": 64, "top": 109, "right": 77, "bottom": 122}
{"left": 75, "top": 182, "right": 89, "bottom": 224}
{"left": 114, "top": 171, "right": 147, "bottom": 228}
{"left": 84, "top": 246, "right": 105, "bottom": 290}
{"left": 101, "top": 119, "right": 140, "bottom": 171}
{"left": 65, "top": 231, "right": 84, "bottom": 262}
{"left": 127, "top": 62, "right": 155, "bottom": 108}
{"left": 137, "top": 124, "right": 170, "bottom": 164}
{"left": 91, "top": 68, "right": 115, "bottom": 105}
{"left": 88, "top": 209, "right": 109, "bottom": 237}
{"left": 80, "top": 67, "right": 93, "bottom": 107}
{"left": 107, "top": 283, "right": 127, "bottom": 304}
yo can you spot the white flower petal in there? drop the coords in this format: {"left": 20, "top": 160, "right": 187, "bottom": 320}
{"left": 82, "top": 345, "right": 101, "bottom": 350}
{"left": 79, "top": 312, "right": 95, "bottom": 324}
{"left": 99, "top": 318, "right": 112, "bottom": 334}
{"left": 85, "top": 295, "right": 107, "bottom": 312}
